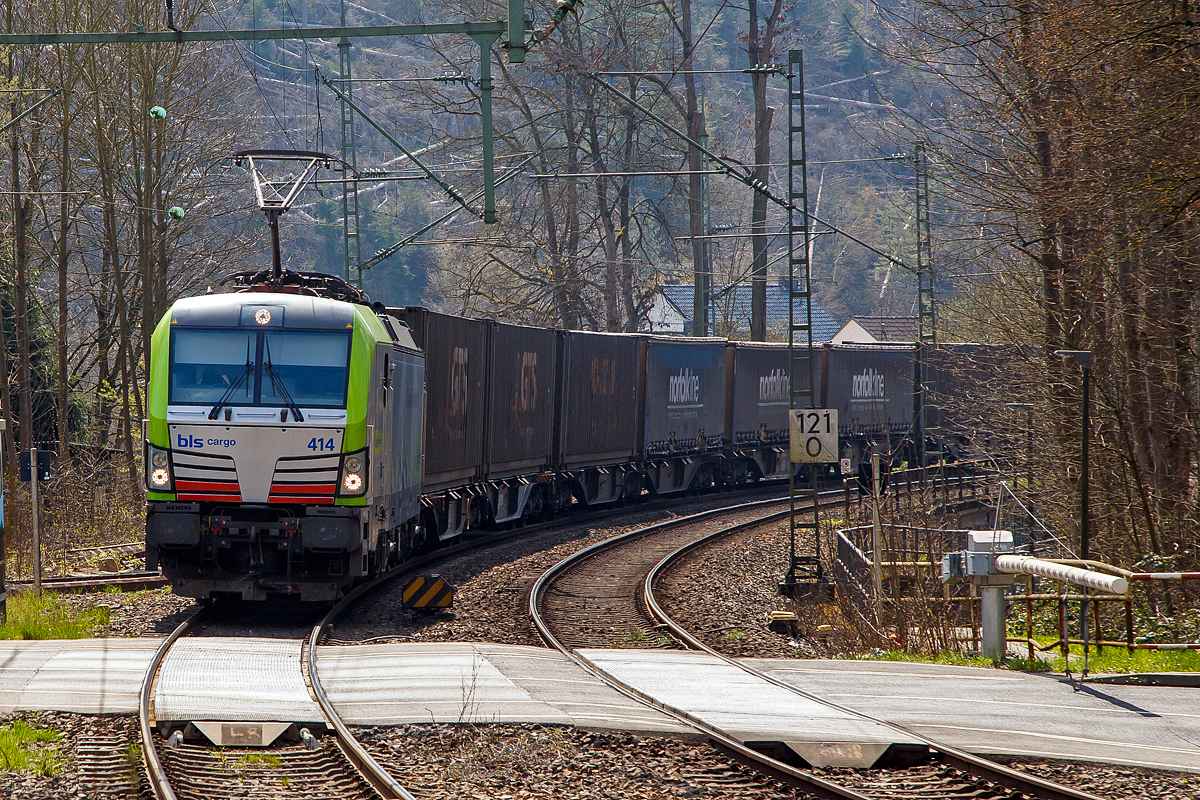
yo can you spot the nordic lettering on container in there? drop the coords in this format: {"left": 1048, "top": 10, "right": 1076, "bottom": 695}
{"left": 851, "top": 369, "right": 885, "bottom": 401}
{"left": 668, "top": 368, "right": 701, "bottom": 405}
{"left": 759, "top": 368, "right": 789, "bottom": 405}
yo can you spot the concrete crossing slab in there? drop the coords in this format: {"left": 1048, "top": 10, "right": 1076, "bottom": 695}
{"left": 0, "top": 639, "right": 159, "bottom": 715}
{"left": 315, "top": 642, "right": 692, "bottom": 734}
{"left": 1, "top": 638, "right": 1196, "bottom": 771}
{"left": 749, "top": 659, "right": 1200, "bottom": 772}
{"left": 580, "top": 649, "right": 920, "bottom": 755}
{"left": 154, "top": 637, "right": 322, "bottom": 724}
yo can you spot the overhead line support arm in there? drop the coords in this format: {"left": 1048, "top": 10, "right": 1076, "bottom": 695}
{"left": 589, "top": 75, "right": 910, "bottom": 271}
{"left": 0, "top": 21, "right": 514, "bottom": 45}
{"left": 317, "top": 68, "right": 484, "bottom": 221}
{"left": 362, "top": 151, "right": 538, "bottom": 270}
{"left": 0, "top": 87, "right": 61, "bottom": 137}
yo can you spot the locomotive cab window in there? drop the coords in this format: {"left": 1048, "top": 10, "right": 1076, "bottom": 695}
{"left": 169, "top": 328, "right": 352, "bottom": 409}
{"left": 169, "top": 329, "right": 258, "bottom": 405}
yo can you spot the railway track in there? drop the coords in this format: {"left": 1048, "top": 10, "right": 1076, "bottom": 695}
{"left": 530, "top": 495, "right": 1112, "bottom": 800}
{"left": 131, "top": 483, "right": 770, "bottom": 798}
{"left": 138, "top": 604, "right": 390, "bottom": 799}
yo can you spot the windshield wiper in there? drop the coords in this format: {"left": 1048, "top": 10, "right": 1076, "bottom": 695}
{"left": 208, "top": 347, "right": 254, "bottom": 420}
{"left": 263, "top": 339, "right": 304, "bottom": 422}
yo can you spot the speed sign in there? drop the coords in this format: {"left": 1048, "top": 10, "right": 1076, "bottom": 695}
{"left": 789, "top": 409, "right": 838, "bottom": 463}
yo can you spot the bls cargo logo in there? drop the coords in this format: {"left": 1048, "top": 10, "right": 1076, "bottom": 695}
{"left": 447, "top": 347, "right": 468, "bottom": 440}
{"left": 513, "top": 352, "right": 538, "bottom": 413}
{"left": 668, "top": 368, "right": 701, "bottom": 405}
{"left": 177, "top": 434, "right": 236, "bottom": 449}
{"left": 759, "top": 369, "right": 789, "bottom": 403}
{"left": 851, "top": 368, "right": 885, "bottom": 402}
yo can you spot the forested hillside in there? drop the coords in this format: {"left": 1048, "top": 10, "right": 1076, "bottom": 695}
{"left": 2, "top": 0, "right": 1197, "bottom": 572}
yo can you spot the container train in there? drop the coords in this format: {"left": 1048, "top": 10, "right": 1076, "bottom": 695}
{"left": 144, "top": 276, "right": 966, "bottom": 602}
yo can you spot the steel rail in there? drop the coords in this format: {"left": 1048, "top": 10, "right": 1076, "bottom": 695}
{"left": 8, "top": 571, "right": 167, "bottom": 594}
{"left": 529, "top": 491, "right": 881, "bottom": 800}
{"left": 298, "top": 485, "right": 786, "bottom": 798}
{"left": 305, "top": 544, "right": 450, "bottom": 799}
{"left": 139, "top": 606, "right": 210, "bottom": 800}
{"left": 641, "top": 488, "right": 1110, "bottom": 800}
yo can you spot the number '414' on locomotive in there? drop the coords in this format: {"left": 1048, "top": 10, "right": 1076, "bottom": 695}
{"left": 143, "top": 292, "right": 426, "bottom": 602}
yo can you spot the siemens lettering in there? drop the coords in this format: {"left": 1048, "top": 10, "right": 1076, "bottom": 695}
{"left": 668, "top": 368, "right": 701, "bottom": 404}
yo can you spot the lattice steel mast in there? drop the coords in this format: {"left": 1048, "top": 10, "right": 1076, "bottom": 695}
{"left": 784, "top": 50, "right": 822, "bottom": 589}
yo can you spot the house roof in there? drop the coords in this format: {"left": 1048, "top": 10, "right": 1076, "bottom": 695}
{"left": 658, "top": 282, "right": 842, "bottom": 341}
{"left": 847, "top": 316, "right": 919, "bottom": 342}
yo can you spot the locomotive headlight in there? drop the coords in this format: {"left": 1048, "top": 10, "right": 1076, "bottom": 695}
{"left": 337, "top": 447, "right": 369, "bottom": 497}
{"left": 145, "top": 442, "right": 174, "bottom": 492}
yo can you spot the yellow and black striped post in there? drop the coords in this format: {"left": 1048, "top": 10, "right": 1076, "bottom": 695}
{"left": 401, "top": 576, "right": 454, "bottom": 609}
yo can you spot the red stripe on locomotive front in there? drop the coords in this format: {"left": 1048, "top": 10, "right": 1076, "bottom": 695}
{"left": 268, "top": 494, "right": 335, "bottom": 505}
{"left": 269, "top": 483, "right": 336, "bottom": 495}
{"left": 176, "top": 480, "right": 242, "bottom": 492}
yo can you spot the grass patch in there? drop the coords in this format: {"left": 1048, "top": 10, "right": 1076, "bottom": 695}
{"left": 1030, "top": 638, "right": 1200, "bottom": 674}
{"left": 237, "top": 752, "right": 282, "bottom": 769}
{"left": 841, "top": 648, "right": 1053, "bottom": 671}
{"left": 0, "top": 718, "right": 63, "bottom": 775}
{"left": 0, "top": 591, "right": 110, "bottom": 639}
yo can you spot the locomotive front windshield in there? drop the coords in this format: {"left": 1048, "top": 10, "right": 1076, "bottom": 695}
{"left": 169, "top": 328, "right": 352, "bottom": 408}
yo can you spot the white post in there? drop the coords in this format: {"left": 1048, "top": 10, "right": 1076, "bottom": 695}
{"left": 31, "top": 447, "right": 41, "bottom": 598}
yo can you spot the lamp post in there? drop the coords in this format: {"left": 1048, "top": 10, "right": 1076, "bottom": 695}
{"left": 1054, "top": 349, "right": 1092, "bottom": 676}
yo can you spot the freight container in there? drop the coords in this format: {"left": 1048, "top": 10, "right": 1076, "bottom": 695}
{"left": 557, "top": 330, "right": 641, "bottom": 469}
{"left": 726, "top": 342, "right": 793, "bottom": 481}
{"left": 485, "top": 321, "right": 558, "bottom": 479}
{"left": 726, "top": 342, "right": 792, "bottom": 448}
{"left": 640, "top": 337, "right": 727, "bottom": 457}
{"left": 394, "top": 307, "right": 489, "bottom": 492}
{"left": 821, "top": 343, "right": 917, "bottom": 438}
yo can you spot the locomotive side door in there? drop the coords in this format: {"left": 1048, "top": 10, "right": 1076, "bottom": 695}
{"left": 373, "top": 344, "right": 395, "bottom": 510}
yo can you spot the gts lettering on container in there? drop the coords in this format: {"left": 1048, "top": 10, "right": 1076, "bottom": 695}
{"left": 510, "top": 352, "right": 538, "bottom": 436}
{"left": 590, "top": 358, "right": 617, "bottom": 395}
{"left": 177, "top": 435, "right": 237, "bottom": 449}
{"left": 513, "top": 352, "right": 538, "bottom": 412}
{"left": 446, "top": 346, "right": 468, "bottom": 441}
{"left": 667, "top": 368, "right": 700, "bottom": 405}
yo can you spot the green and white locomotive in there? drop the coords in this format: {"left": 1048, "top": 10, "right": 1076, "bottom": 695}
{"left": 144, "top": 286, "right": 425, "bottom": 602}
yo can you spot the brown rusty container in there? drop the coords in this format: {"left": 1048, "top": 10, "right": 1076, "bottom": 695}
{"left": 394, "top": 307, "right": 490, "bottom": 492}
{"left": 557, "top": 330, "right": 641, "bottom": 469}
{"left": 485, "top": 321, "right": 559, "bottom": 479}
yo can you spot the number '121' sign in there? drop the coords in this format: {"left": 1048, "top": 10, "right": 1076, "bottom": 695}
{"left": 788, "top": 409, "right": 838, "bottom": 463}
